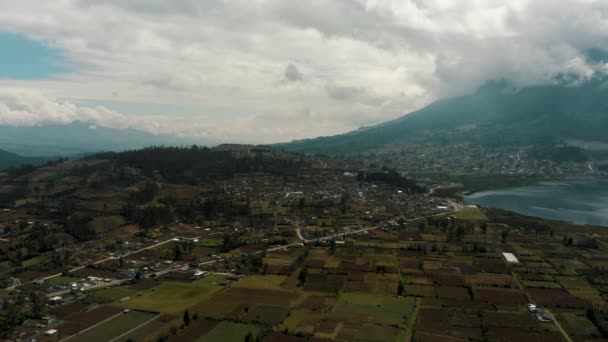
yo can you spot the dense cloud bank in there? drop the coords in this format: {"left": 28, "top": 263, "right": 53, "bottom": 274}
{"left": 0, "top": 0, "right": 607, "bottom": 143}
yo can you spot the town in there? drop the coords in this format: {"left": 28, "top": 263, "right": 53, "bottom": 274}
{"left": 353, "top": 143, "right": 607, "bottom": 179}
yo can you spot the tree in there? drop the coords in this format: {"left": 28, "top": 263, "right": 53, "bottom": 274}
{"left": 220, "top": 233, "right": 240, "bottom": 253}
{"left": 501, "top": 229, "right": 509, "bottom": 243}
{"left": 298, "top": 267, "right": 308, "bottom": 286}
{"left": 173, "top": 245, "right": 183, "bottom": 260}
{"left": 330, "top": 240, "right": 336, "bottom": 255}
{"left": 64, "top": 214, "right": 97, "bottom": 241}
{"left": 183, "top": 309, "right": 191, "bottom": 326}
{"left": 30, "top": 292, "right": 48, "bottom": 318}
{"left": 455, "top": 225, "right": 465, "bottom": 241}
{"left": 397, "top": 280, "right": 404, "bottom": 296}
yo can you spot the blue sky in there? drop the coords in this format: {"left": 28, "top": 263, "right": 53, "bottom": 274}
{"left": 0, "top": 31, "right": 68, "bottom": 79}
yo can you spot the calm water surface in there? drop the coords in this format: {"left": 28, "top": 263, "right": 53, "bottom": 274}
{"left": 465, "top": 180, "right": 608, "bottom": 227}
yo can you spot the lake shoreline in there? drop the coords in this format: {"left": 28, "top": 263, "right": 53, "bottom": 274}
{"left": 464, "top": 179, "right": 608, "bottom": 228}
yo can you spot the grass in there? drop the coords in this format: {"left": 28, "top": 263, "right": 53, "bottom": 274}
{"left": 22, "top": 255, "right": 48, "bottom": 267}
{"left": 568, "top": 289, "right": 606, "bottom": 304}
{"left": 122, "top": 275, "right": 226, "bottom": 314}
{"left": 330, "top": 292, "right": 416, "bottom": 325}
{"left": 454, "top": 207, "right": 487, "bottom": 221}
{"left": 250, "top": 201, "right": 286, "bottom": 215}
{"left": 88, "top": 287, "right": 137, "bottom": 302}
{"left": 115, "top": 316, "right": 169, "bottom": 342}
{"left": 48, "top": 275, "right": 82, "bottom": 286}
{"left": 0, "top": 289, "right": 10, "bottom": 299}
{"left": 521, "top": 280, "right": 561, "bottom": 288}
{"left": 356, "top": 324, "right": 400, "bottom": 342}
{"left": 198, "top": 321, "right": 262, "bottom": 342}
{"left": 281, "top": 308, "right": 314, "bottom": 332}
{"left": 89, "top": 215, "right": 125, "bottom": 234}
{"left": 197, "top": 238, "right": 221, "bottom": 247}
{"left": 66, "top": 310, "right": 157, "bottom": 342}
{"left": 233, "top": 275, "right": 287, "bottom": 290}
{"left": 243, "top": 305, "right": 289, "bottom": 325}
{"left": 263, "top": 257, "right": 294, "bottom": 267}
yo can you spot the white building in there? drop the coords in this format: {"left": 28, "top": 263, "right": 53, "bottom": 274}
{"left": 502, "top": 252, "right": 519, "bottom": 264}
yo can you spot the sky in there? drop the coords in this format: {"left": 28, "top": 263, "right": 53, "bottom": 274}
{"left": 0, "top": 0, "right": 607, "bottom": 144}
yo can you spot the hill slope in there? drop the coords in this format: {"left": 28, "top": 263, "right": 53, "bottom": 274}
{"left": 0, "top": 149, "right": 49, "bottom": 169}
{"left": 280, "top": 80, "right": 608, "bottom": 155}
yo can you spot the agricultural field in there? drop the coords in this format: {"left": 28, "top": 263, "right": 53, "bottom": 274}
{"left": 199, "top": 321, "right": 263, "bottom": 342}
{"left": 63, "top": 310, "right": 158, "bottom": 342}
{"left": 1, "top": 150, "right": 607, "bottom": 342}
{"left": 121, "top": 275, "right": 227, "bottom": 313}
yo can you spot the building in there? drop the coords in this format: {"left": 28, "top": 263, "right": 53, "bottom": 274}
{"left": 44, "top": 329, "right": 58, "bottom": 336}
{"left": 502, "top": 252, "right": 519, "bottom": 264}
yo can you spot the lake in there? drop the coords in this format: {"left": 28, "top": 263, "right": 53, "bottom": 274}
{"left": 464, "top": 180, "right": 608, "bottom": 227}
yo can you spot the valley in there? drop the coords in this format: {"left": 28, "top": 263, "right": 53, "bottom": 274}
{"left": 0, "top": 146, "right": 607, "bottom": 341}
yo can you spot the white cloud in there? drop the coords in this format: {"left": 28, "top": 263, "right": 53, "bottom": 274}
{"left": 0, "top": 0, "right": 607, "bottom": 143}
{"left": 0, "top": 88, "right": 127, "bottom": 128}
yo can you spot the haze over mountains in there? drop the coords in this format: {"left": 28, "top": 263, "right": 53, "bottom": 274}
{"left": 280, "top": 79, "right": 608, "bottom": 159}
{"left": 0, "top": 149, "right": 49, "bottom": 169}
{"left": 13, "top": 78, "right": 604, "bottom": 162}
{"left": 2, "top": 78, "right": 608, "bottom": 167}
{"left": 0, "top": 122, "right": 201, "bottom": 157}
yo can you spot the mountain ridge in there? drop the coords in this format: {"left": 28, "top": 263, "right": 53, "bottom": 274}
{"left": 0, "top": 149, "right": 50, "bottom": 170}
{"left": 0, "top": 122, "right": 211, "bottom": 156}
{"left": 278, "top": 79, "right": 608, "bottom": 156}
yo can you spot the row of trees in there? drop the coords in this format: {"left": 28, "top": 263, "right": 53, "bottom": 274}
{"left": 357, "top": 169, "right": 425, "bottom": 193}
{"left": 114, "top": 146, "right": 311, "bottom": 184}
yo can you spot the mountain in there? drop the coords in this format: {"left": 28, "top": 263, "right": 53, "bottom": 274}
{"left": 0, "top": 149, "right": 49, "bottom": 169}
{"left": 279, "top": 80, "right": 608, "bottom": 156}
{"left": 0, "top": 122, "right": 211, "bottom": 157}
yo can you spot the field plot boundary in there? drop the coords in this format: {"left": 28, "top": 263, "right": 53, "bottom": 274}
{"left": 108, "top": 312, "right": 162, "bottom": 342}
{"left": 61, "top": 310, "right": 160, "bottom": 342}
{"left": 60, "top": 311, "right": 124, "bottom": 342}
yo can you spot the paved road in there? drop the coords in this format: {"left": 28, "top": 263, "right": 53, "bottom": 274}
{"left": 295, "top": 227, "right": 305, "bottom": 241}
{"left": 291, "top": 209, "right": 457, "bottom": 249}
{"left": 46, "top": 278, "right": 127, "bottom": 298}
{"left": 15, "top": 235, "right": 182, "bottom": 289}
{"left": 39, "top": 209, "right": 457, "bottom": 295}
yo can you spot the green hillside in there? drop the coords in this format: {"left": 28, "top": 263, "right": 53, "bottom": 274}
{"left": 0, "top": 149, "right": 48, "bottom": 169}
{"left": 279, "top": 80, "right": 608, "bottom": 155}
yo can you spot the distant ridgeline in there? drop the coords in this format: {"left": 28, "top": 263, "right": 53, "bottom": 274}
{"left": 90, "top": 145, "right": 313, "bottom": 183}
{"left": 279, "top": 79, "right": 608, "bottom": 161}
{"left": 0, "top": 148, "right": 53, "bottom": 170}
{"left": 357, "top": 169, "right": 424, "bottom": 194}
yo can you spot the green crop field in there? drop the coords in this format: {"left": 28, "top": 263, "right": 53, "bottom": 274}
{"left": 454, "top": 207, "right": 487, "bottom": 220}
{"left": 233, "top": 274, "right": 287, "bottom": 290}
{"left": 330, "top": 292, "right": 416, "bottom": 325}
{"left": 121, "top": 275, "right": 226, "bottom": 313}
{"left": 88, "top": 287, "right": 137, "bottom": 303}
{"left": 198, "top": 321, "right": 262, "bottom": 342}
{"left": 48, "top": 275, "right": 82, "bottom": 286}
{"left": 65, "top": 310, "right": 157, "bottom": 342}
